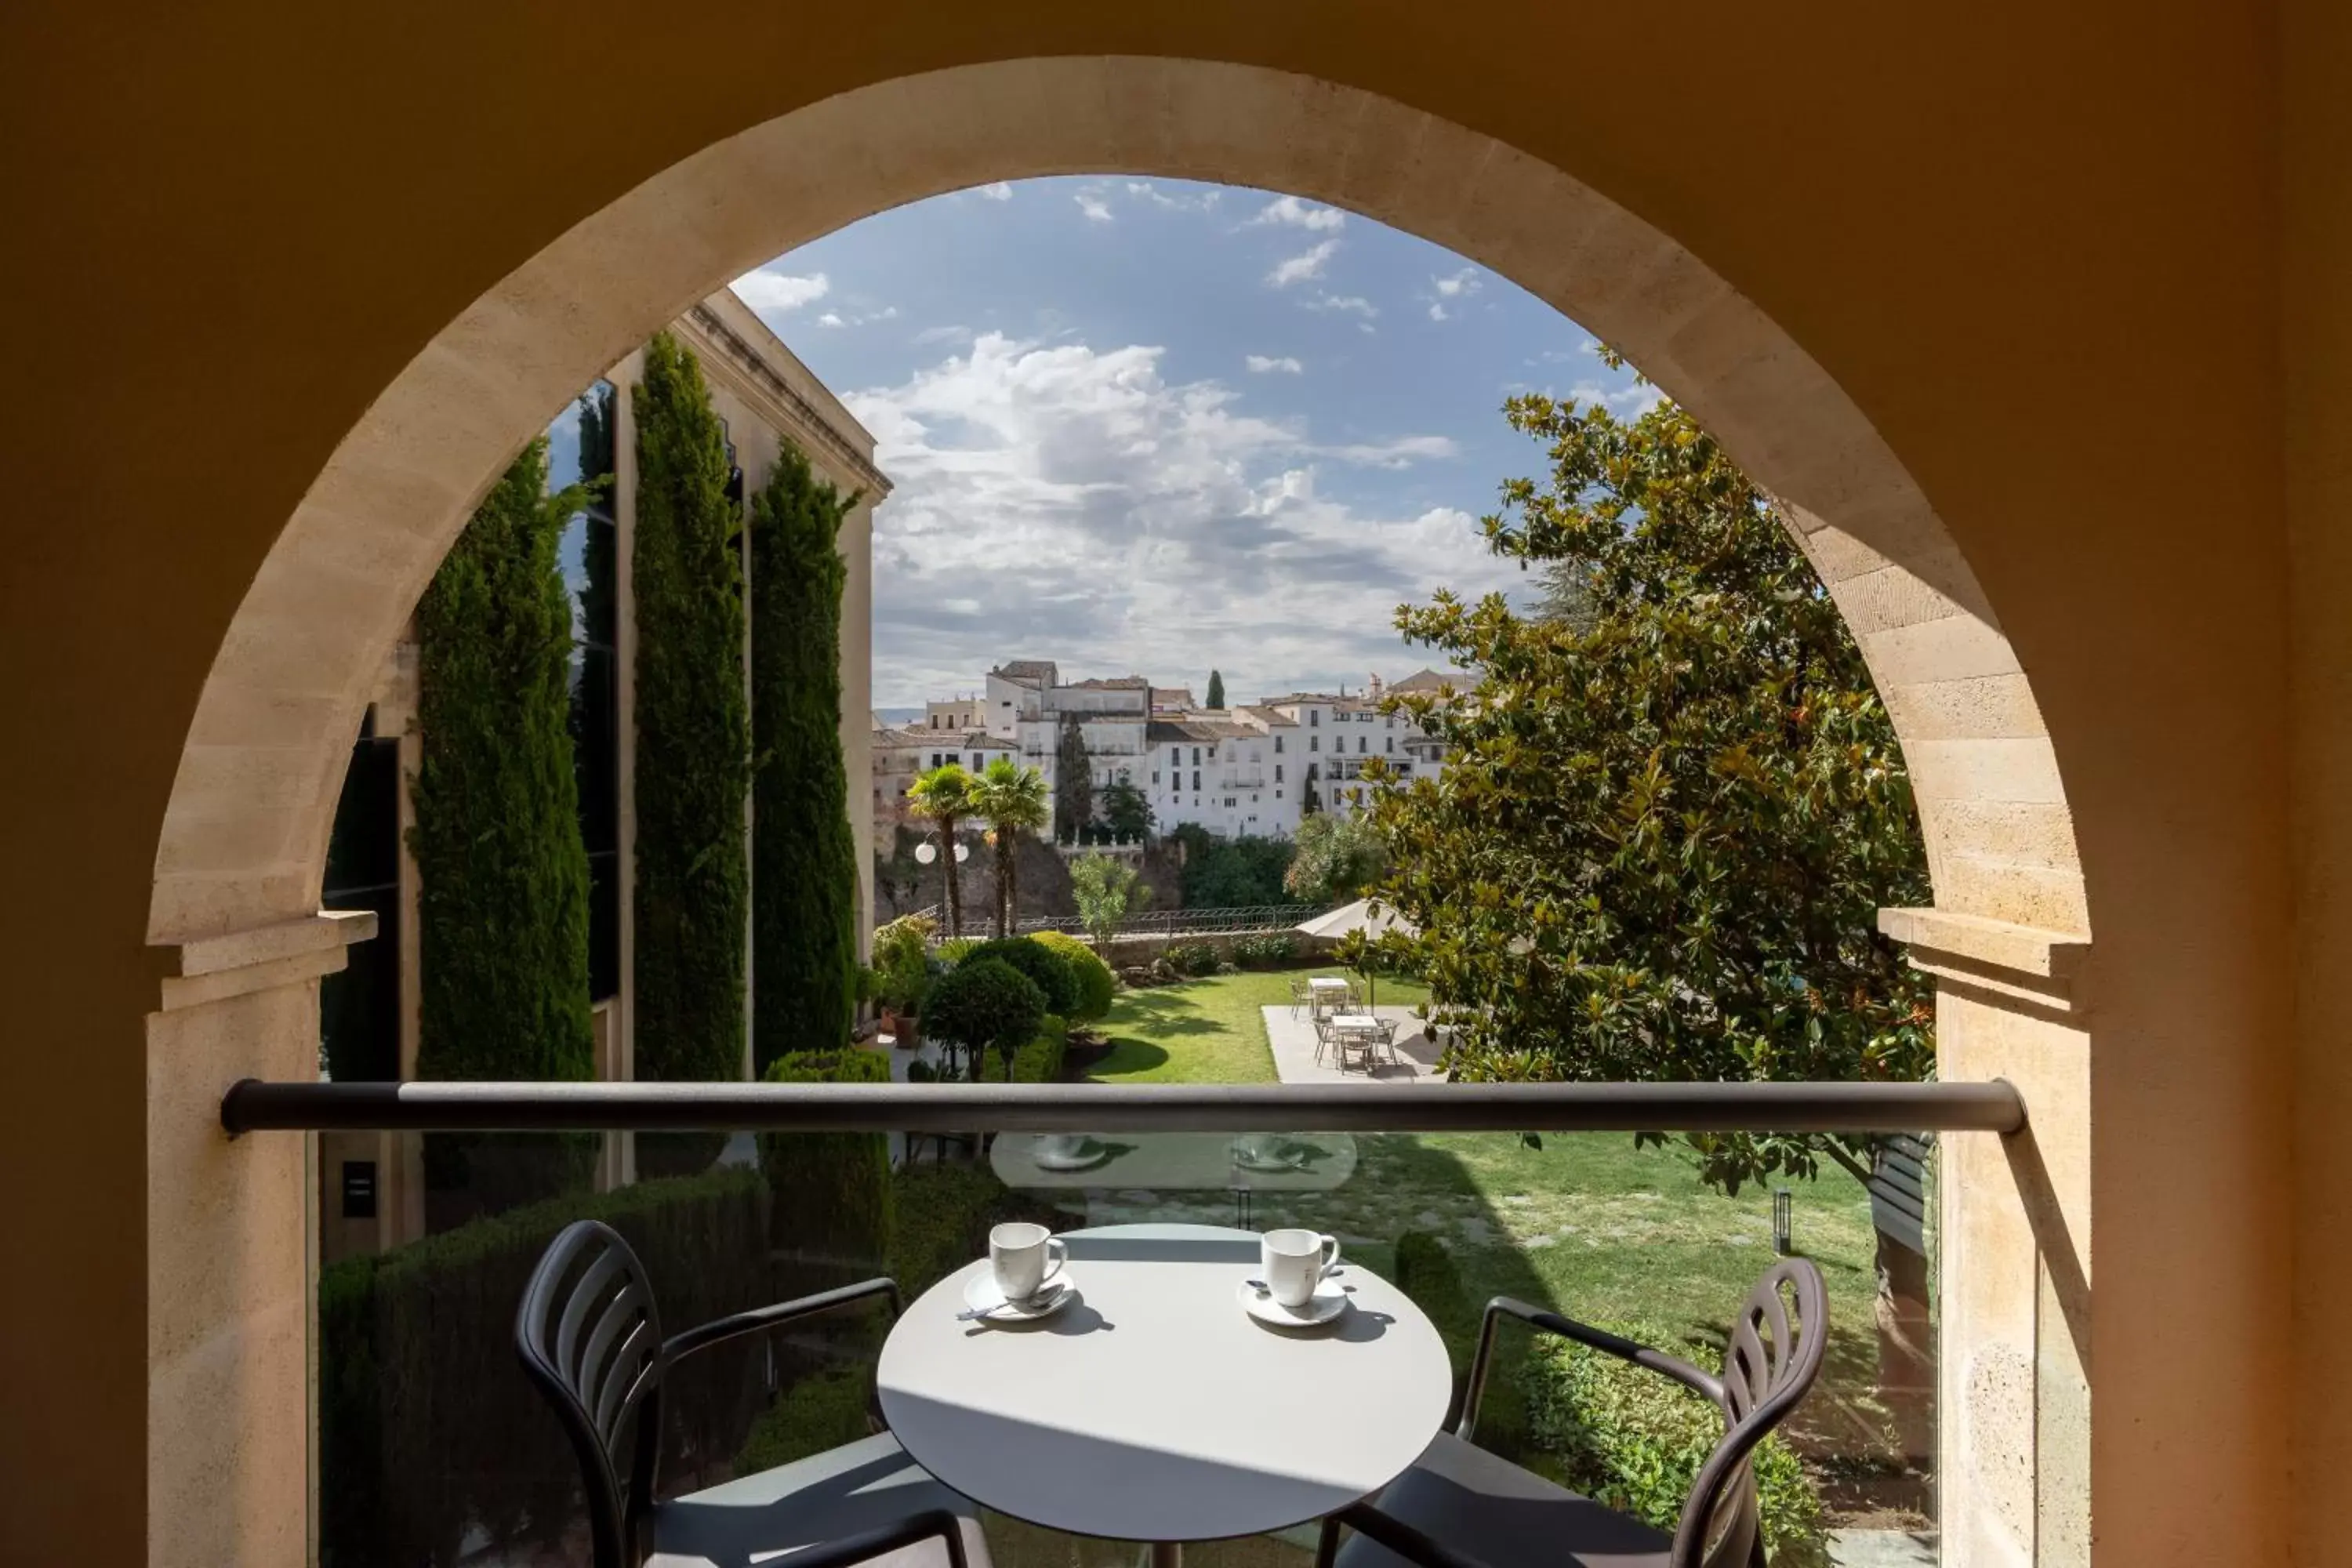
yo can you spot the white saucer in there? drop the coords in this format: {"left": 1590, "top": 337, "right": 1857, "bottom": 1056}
{"left": 1238, "top": 1277, "right": 1350, "bottom": 1327}
{"left": 963, "top": 1272, "right": 1078, "bottom": 1322}
{"left": 1031, "top": 1138, "right": 1112, "bottom": 1172}
{"left": 1231, "top": 1141, "right": 1308, "bottom": 1174}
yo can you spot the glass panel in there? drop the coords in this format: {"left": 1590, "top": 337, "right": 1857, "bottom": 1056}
{"left": 586, "top": 849, "right": 619, "bottom": 1004}
{"left": 315, "top": 1111, "right": 1935, "bottom": 1565}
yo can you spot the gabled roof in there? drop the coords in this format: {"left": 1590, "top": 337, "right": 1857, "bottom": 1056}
{"left": 1237, "top": 705, "right": 1299, "bottom": 727}
{"left": 1388, "top": 667, "right": 1468, "bottom": 695}
{"left": 992, "top": 659, "right": 1058, "bottom": 685}
{"left": 1064, "top": 675, "right": 1150, "bottom": 691}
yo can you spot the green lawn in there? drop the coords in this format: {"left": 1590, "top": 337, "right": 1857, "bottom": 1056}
{"left": 1086, "top": 966, "right": 1432, "bottom": 1083}
{"left": 1069, "top": 967, "right": 1901, "bottom": 1500}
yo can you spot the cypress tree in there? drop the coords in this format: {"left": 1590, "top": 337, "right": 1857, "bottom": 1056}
{"left": 633, "top": 332, "right": 751, "bottom": 1109}
{"left": 749, "top": 445, "right": 862, "bottom": 1071}
{"left": 408, "top": 439, "right": 596, "bottom": 1210}
{"left": 1206, "top": 669, "right": 1225, "bottom": 709}
{"left": 1053, "top": 717, "right": 1094, "bottom": 841}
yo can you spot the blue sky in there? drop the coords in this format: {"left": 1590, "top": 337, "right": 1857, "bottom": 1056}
{"left": 729, "top": 177, "right": 1657, "bottom": 710}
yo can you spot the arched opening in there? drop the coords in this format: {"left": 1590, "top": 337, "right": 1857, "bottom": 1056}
{"left": 143, "top": 57, "right": 2090, "bottom": 1568}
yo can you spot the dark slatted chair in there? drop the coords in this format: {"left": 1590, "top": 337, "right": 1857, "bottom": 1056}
{"left": 516, "top": 1219, "right": 989, "bottom": 1568}
{"left": 1318, "top": 1259, "right": 1828, "bottom": 1568}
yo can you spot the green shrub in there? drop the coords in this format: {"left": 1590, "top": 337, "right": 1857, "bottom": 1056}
{"left": 1390, "top": 1231, "right": 1527, "bottom": 1454}
{"left": 935, "top": 936, "right": 983, "bottom": 967}
{"left": 750, "top": 445, "right": 862, "bottom": 1072}
{"left": 759, "top": 1050, "right": 893, "bottom": 1287}
{"left": 1032, "top": 931, "right": 1115, "bottom": 1020}
{"left": 320, "top": 1169, "right": 771, "bottom": 1567}
{"left": 924, "top": 957, "right": 1049, "bottom": 1078}
{"left": 735, "top": 1363, "right": 873, "bottom": 1474}
{"left": 1519, "top": 1319, "right": 1828, "bottom": 1567}
{"left": 1163, "top": 940, "right": 1223, "bottom": 977}
{"left": 1232, "top": 933, "right": 1299, "bottom": 967}
{"left": 959, "top": 936, "right": 1082, "bottom": 1016}
{"left": 871, "top": 913, "right": 936, "bottom": 1011}
{"left": 1011, "top": 1020, "right": 1068, "bottom": 1083}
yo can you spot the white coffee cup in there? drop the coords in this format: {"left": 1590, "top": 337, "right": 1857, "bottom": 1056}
{"left": 989, "top": 1221, "right": 1067, "bottom": 1302}
{"left": 1261, "top": 1228, "right": 1341, "bottom": 1308}
{"left": 1035, "top": 1133, "right": 1086, "bottom": 1163}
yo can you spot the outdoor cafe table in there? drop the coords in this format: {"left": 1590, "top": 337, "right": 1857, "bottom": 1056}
{"left": 877, "top": 1222, "right": 1453, "bottom": 1568}
{"left": 1306, "top": 976, "right": 1352, "bottom": 1016}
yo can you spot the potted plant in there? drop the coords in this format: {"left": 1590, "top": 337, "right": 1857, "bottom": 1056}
{"left": 872, "top": 913, "right": 937, "bottom": 1047}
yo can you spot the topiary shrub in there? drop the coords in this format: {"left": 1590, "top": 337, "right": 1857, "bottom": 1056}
{"left": 923, "top": 958, "right": 1047, "bottom": 1080}
{"left": 1519, "top": 1319, "right": 1828, "bottom": 1567}
{"left": 759, "top": 1049, "right": 893, "bottom": 1288}
{"left": 934, "top": 936, "right": 983, "bottom": 967}
{"left": 1163, "top": 941, "right": 1222, "bottom": 978}
{"left": 1032, "top": 931, "right": 1115, "bottom": 1021}
{"left": 888, "top": 1162, "right": 1025, "bottom": 1300}
{"left": 958, "top": 936, "right": 1081, "bottom": 1017}
{"left": 749, "top": 445, "right": 862, "bottom": 1073}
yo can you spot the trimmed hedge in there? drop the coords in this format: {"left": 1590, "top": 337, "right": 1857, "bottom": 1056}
{"left": 633, "top": 332, "right": 749, "bottom": 1168}
{"left": 735, "top": 1363, "right": 873, "bottom": 1474}
{"left": 1031, "top": 931, "right": 1115, "bottom": 1020}
{"left": 958, "top": 935, "right": 1082, "bottom": 1016}
{"left": 750, "top": 445, "right": 862, "bottom": 1072}
{"left": 1520, "top": 1319, "right": 1828, "bottom": 1566}
{"left": 1011, "top": 1018, "right": 1068, "bottom": 1083}
{"left": 319, "top": 1169, "right": 770, "bottom": 1567}
{"left": 758, "top": 1049, "right": 893, "bottom": 1287}
{"left": 888, "top": 1163, "right": 1029, "bottom": 1301}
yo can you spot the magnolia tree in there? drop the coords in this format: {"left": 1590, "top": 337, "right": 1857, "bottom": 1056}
{"left": 1369, "top": 381, "right": 1933, "bottom": 1195}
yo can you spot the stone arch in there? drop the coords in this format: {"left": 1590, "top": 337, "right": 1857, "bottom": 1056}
{"left": 147, "top": 55, "right": 2085, "bottom": 950}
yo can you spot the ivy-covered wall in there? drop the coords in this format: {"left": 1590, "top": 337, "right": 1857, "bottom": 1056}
{"left": 750, "top": 446, "right": 862, "bottom": 1069}
{"left": 632, "top": 332, "right": 750, "bottom": 1094}
{"left": 407, "top": 438, "right": 593, "bottom": 1086}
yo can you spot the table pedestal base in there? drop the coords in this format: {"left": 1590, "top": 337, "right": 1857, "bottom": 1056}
{"left": 1150, "top": 1541, "right": 1182, "bottom": 1568}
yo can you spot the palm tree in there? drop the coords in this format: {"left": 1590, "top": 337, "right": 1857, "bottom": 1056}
{"left": 906, "top": 764, "right": 975, "bottom": 938}
{"left": 969, "top": 757, "right": 1051, "bottom": 937}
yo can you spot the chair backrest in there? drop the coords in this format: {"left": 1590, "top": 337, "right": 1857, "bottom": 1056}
{"left": 515, "top": 1220, "right": 666, "bottom": 1568}
{"left": 1675, "top": 1258, "right": 1828, "bottom": 1568}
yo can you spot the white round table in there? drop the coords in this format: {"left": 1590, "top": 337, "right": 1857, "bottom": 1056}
{"left": 877, "top": 1222, "right": 1452, "bottom": 1566}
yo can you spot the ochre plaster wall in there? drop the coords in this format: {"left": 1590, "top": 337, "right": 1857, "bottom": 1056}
{"left": 0, "top": 5, "right": 2309, "bottom": 1566}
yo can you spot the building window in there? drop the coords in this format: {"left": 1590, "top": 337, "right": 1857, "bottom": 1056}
{"left": 319, "top": 707, "right": 402, "bottom": 1082}
{"left": 1386, "top": 737, "right": 1395, "bottom": 753}
{"left": 554, "top": 379, "right": 620, "bottom": 1000}
{"left": 1275, "top": 764, "right": 1283, "bottom": 782}
{"left": 1359, "top": 737, "right": 1368, "bottom": 753}
{"left": 1310, "top": 710, "right": 1320, "bottom": 727}
{"left": 1310, "top": 736, "right": 1320, "bottom": 753}
{"left": 1152, "top": 771, "right": 1160, "bottom": 785}
{"left": 1192, "top": 747, "right": 1201, "bottom": 765}
{"left": 1275, "top": 735, "right": 1284, "bottom": 753}
{"left": 1192, "top": 771, "right": 1201, "bottom": 791}
{"left": 1276, "top": 789, "right": 1283, "bottom": 799}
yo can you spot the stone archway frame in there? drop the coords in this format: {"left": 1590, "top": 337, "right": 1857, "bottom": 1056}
{"left": 141, "top": 56, "right": 2092, "bottom": 1568}
{"left": 149, "top": 55, "right": 2085, "bottom": 950}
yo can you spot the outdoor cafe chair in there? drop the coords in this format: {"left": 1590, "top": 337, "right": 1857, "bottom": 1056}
{"left": 1316, "top": 1258, "right": 1827, "bottom": 1568}
{"left": 517, "top": 1219, "right": 990, "bottom": 1568}
{"left": 1290, "top": 977, "right": 1314, "bottom": 1020}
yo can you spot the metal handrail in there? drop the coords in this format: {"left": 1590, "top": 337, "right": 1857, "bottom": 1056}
{"left": 220, "top": 1078, "right": 2022, "bottom": 1136}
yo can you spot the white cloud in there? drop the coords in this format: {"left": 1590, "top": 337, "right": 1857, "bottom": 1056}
{"left": 1075, "top": 193, "right": 1115, "bottom": 223}
{"left": 1267, "top": 239, "right": 1340, "bottom": 287}
{"left": 729, "top": 268, "right": 830, "bottom": 318}
{"left": 915, "top": 324, "right": 973, "bottom": 346}
{"left": 847, "top": 333, "right": 1512, "bottom": 705}
{"left": 1305, "top": 293, "right": 1377, "bottom": 318}
{"left": 817, "top": 311, "right": 846, "bottom": 328}
{"left": 1570, "top": 379, "right": 1666, "bottom": 418}
{"left": 1247, "top": 194, "right": 1345, "bottom": 232}
{"left": 978, "top": 182, "right": 1014, "bottom": 201}
{"left": 818, "top": 305, "right": 899, "bottom": 329}
{"left": 1246, "top": 354, "right": 1304, "bottom": 375}
{"left": 1316, "top": 434, "right": 1459, "bottom": 468}
{"left": 1425, "top": 268, "right": 1481, "bottom": 323}
{"left": 1126, "top": 180, "right": 1221, "bottom": 213}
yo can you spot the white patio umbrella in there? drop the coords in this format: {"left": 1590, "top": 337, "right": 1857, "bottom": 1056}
{"left": 1295, "top": 898, "right": 1419, "bottom": 1006}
